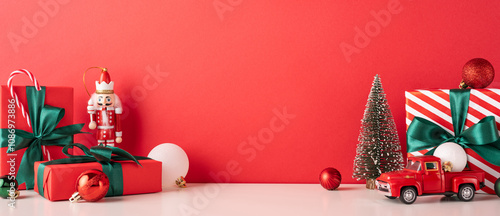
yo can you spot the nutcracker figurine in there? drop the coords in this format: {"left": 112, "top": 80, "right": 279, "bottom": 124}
{"left": 85, "top": 67, "right": 123, "bottom": 147}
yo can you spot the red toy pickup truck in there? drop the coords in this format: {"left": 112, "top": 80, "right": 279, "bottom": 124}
{"left": 376, "top": 155, "right": 485, "bottom": 204}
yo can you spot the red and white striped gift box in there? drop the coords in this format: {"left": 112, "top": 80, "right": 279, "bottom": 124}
{"left": 405, "top": 89, "right": 500, "bottom": 194}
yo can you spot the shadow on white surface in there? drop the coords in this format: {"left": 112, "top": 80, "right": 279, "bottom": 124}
{"left": 334, "top": 185, "right": 359, "bottom": 191}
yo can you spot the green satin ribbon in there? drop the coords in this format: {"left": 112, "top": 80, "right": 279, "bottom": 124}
{"left": 407, "top": 89, "right": 500, "bottom": 166}
{"left": 0, "top": 86, "right": 85, "bottom": 189}
{"left": 36, "top": 143, "right": 146, "bottom": 198}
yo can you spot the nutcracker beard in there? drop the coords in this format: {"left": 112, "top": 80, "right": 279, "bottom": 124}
{"left": 87, "top": 93, "right": 123, "bottom": 147}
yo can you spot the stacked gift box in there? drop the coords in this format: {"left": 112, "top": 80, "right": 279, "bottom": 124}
{"left": 34, "top": 144, "right": 162, "bottom": 201}
{"left": 0, "top": 86, "right": 76, "bottom": 190}
{"left": 0, "top": 77, "right": 162, "bottom": 201}
{"left": 405, "top": 88, "right": 500, "bottom": 194}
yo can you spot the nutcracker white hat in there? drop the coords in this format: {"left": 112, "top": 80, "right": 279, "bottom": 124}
{"left": 95, "top": 68, "right": 114, "bottom": 94}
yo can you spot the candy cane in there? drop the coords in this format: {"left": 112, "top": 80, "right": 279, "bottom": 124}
{"left": 7, "top": 69, "right": 41, "bottom": 128}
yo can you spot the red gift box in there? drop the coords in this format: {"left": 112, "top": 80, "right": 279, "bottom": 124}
{"left": 406, "top": 89, "right": 500, "bottom": 194}
{"left": 0, "top": 85, "right": 74, "bottom": 189}
{"left": 34, "top": 159, "right": 162, "bottom": 201}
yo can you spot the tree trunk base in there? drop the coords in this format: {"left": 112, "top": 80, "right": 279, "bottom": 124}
{"left": 366, "top": 178, "right": 376, "bottom": 190}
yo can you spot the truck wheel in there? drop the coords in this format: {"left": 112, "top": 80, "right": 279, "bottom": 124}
{"left": 385, "top": 196, "right": 396, "bottom": 199}
{"left": 458, "top": 184, "right": 475, "bottom": 202}
{"left": 399, "top": 187, "right": 417, "bottom": 204}
{"left": 495, "top": 178, "right": 500, "bottom": 198}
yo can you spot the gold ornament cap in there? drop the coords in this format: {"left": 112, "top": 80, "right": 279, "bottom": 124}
{"left": 459, "top": 80, "right": 468, "bottom": 89}
{"left": 176, "top": 176, "right": 187, "bottom": 188}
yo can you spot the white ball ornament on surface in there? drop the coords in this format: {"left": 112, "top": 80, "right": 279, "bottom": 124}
{"left": 148, "top": 143, "right": 189, "bottom": 188}
{"left": 433, "top": 142, "right": 468, "bottom": 172}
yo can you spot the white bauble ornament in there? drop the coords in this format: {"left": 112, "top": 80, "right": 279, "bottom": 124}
{"left": 433, "top": 142, "right": 467, "bottom": 172}
{"left": 148, "top": 143, "right": 189, "bottom": 188}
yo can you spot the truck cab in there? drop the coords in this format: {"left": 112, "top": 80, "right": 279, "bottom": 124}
{"left": 376, "top": 155, "right": 485, "bottom": 204}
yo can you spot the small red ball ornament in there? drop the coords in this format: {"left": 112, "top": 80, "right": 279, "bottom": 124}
{"left": 319, "top": 167, "right": 342, "bottom": 190}
{"left": 460, "top": 58, "right": 495, "bottom": 89}
{"left": 69, "top": 169, "right": 110, "bottom": 202}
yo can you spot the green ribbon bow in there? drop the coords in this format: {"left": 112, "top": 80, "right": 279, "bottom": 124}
{"left": 36, "top": 143, "right": 146, "bottom": 198}
{"left": 0, "top": 86, "right": 85, "bottom": 189}
{"left": 407, "top": 89, "right": 500, "bottom": 166}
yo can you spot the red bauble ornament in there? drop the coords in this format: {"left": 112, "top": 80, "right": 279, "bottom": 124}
{"left": 319, "top": 167, "right": 342, "bottom": 190}
{"left": 69, "top": 169, "right": 110, "bottom": 202}
{"left": 460, "top": 58, "right": 495, "bottom": 89}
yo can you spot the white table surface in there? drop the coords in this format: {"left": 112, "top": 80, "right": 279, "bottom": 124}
{"left": 1, "top": 183, "right": 499, "bottom": 216}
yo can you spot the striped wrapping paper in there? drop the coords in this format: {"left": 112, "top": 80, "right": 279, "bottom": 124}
{"left": 405, "top": 89, "right": 500, "bottom": 194}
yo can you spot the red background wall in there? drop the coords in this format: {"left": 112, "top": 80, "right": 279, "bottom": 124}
{"left": 1, "top": 0, "right": 500, "bottom": 184}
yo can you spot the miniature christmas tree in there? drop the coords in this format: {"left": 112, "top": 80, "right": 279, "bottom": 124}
{"left": 353, "top": 74, "right": 404, "bottom": 189}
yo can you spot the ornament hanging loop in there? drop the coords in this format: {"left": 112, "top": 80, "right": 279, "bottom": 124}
{"left": 83, "top": 67, "right": 108, "bottom": 97}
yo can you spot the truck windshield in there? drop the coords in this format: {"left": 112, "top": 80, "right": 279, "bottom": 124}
{"left": 406, "top": 160, "right": 421, "bottom": 171}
